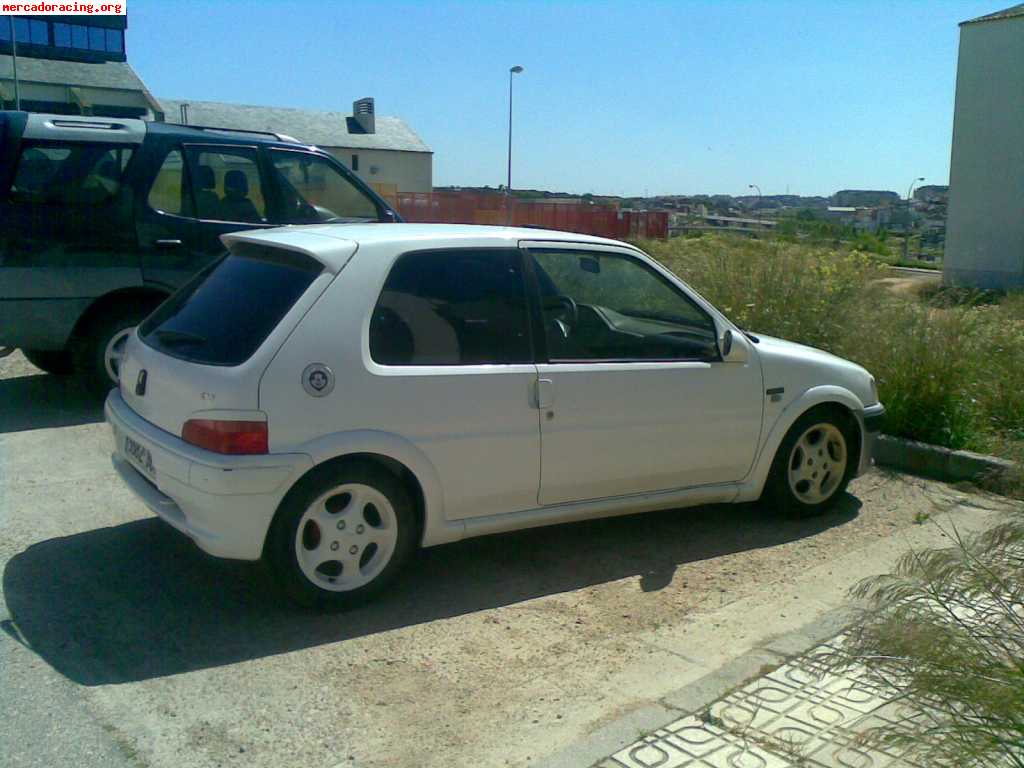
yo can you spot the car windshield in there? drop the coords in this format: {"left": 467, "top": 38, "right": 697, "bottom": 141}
{"left": 139, "top": 245, "right": 323, "bottom": 366}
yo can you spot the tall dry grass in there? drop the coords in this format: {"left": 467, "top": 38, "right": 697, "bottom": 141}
{"left": 637, "top": 235, "right": 1024, "bottom": 454}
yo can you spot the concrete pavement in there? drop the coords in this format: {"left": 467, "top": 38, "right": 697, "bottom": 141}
{"left": 1, "top": 352, "right": 1017, "bottom": 768}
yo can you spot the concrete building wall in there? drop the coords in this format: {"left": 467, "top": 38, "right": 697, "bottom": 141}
{"left": 944, "top": 14, "right": 1024, "bottom": 288}
{"left": 326, "top": 147, "right": 432, "bottom": 194}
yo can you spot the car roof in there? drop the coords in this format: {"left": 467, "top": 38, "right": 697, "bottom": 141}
{"left": 221, "top": 223, "right": 639, "bottom": 274}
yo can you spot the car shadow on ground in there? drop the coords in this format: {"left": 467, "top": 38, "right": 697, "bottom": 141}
{"left": 0, "top": 373, "right": 104, "bottom": 434}
{"left": 2, "top": 495, "right": 860, "bottom": 686}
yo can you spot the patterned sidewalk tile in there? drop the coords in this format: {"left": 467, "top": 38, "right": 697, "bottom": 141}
{"left": 595, "top": 638, "right": 928, "bottom": 768}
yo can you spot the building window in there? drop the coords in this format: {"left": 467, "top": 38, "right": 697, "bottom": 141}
{"left": 351, "top": 154, "right": 359, "bottom": 172}
{"left": 53, "top": 23, "right": 71, "bottom": 47}
{"left": 72, "top": 24, "right": 88, "bottom": 49}
{"left": 106, "top": 28, "right": 123, "bottom": 53}
{"left": 88, "top": 26, "right": 105, "bottom": 51}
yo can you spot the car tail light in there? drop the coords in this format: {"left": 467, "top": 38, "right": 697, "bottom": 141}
{"left": 182, "top": 419, "right": 268, "bottom": 455}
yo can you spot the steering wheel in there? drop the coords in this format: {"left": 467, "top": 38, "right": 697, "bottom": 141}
{"left": 543, "top": 295, "right": 578, "bottom": 339}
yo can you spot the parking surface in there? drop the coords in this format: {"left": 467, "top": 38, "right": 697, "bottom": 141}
{"left": 0, "top": 351, "right": 1012, "bottom": 768}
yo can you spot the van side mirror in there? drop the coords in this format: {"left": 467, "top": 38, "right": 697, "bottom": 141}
{"left": 721, "top": 329, "right": 733, "bottom": 357}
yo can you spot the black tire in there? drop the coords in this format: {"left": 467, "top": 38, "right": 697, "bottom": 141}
{"left": 265, "top": 460, "right": 417, "bottom": 610}
{"left": 763, "top": 406, "right": 857, "bottom": 518}
{"left": 22, "top": 348, "right": 75, "bottom": 376}
{"left": 73, "top": 305, "right": 151, "bottom": 395}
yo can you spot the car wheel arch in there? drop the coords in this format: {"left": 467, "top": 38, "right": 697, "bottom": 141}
{"left": 746, "top": 386, "right": 866, "bottom": 498}
{"left": 265, "top": 431, "right": 449, "bottom": 555}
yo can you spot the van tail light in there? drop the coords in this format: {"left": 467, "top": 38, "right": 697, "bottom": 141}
{"left": 182, "top": 419, "right": 268, "bottom": 455}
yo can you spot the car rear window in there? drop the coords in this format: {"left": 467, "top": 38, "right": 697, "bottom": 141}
{"left": 139, "top": 244, "right": 323, "bottom": 366}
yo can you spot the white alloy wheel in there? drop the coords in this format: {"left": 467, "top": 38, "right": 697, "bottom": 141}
{"left": 104, "top": 326, "right": 135, "bottom": 383}
{"left": 787, "top": 422, "right": 848, "bottom": 505}
{"left": 294, "top": 483, "right": 399, "bottom": 592}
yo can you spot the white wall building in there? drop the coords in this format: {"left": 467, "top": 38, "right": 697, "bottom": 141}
{"left": 159, "top": 97, "right": 432, "bottom": 198}
{"left": 944, "top": 4, "right": 1024, "bottom": 289}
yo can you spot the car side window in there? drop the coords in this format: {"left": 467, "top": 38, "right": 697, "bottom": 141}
{"left": 184, "top": 146, "right": 266, "bottom": 223}
{"left": 269, "top": 150, "right": 380, "bottom": 223}
{"left": 370, "top": 249, "right": 532, "bottom": 366}
{"left": 530, "top": 248, "right": 719, "bottom": 362}
{"left": 9, "top": 142, "right": 134, "bottom": 206}
{"left": 147, "top": 148, "right": 190, "bottom": 217}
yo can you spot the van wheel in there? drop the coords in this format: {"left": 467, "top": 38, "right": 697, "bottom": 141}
{"left": 266, "top": 461, "right": 417, "bottom": 610}
{"left": 763, "top": 407, "right": 855, "bottom": 517}
{"left": 22, "top": 348, "right": 75, "bottom": 376}
{"left": 74, "top": 307, "right": 148, "bottom": 394}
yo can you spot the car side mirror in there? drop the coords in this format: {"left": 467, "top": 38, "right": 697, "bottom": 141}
{"left": 721, "top": 329, "right": 733, "bottom": 357}
{"left": 720, "top": 327, "right": 749, "bottom": 363}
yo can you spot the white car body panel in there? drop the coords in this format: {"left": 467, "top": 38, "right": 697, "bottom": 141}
{"left": 108, "top": 223, "right": 883, "bottom": 561}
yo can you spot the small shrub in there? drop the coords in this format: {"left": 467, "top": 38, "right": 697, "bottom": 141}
{"left": 826, "top": 520, "right": 1024, "bottom": 768}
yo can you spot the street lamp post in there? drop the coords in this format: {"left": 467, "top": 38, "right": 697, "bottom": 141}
{"left": 506, "top": 65, "right": 523, "bottom": 224}
{"left": 748, "top": 184, "right": 762, "bottom": 224}
{"left": 904, "top": 176, "right": 924, "bottom": 262}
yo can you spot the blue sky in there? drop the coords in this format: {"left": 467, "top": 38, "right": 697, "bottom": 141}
{"left": 128, "top": 0, "right": 997, "bottom": 197}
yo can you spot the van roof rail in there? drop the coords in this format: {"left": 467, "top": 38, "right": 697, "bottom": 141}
{"left": 165, "top": 122, "right": 302, "bottom": 143}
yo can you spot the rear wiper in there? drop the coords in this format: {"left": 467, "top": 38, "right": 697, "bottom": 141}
{"left": 154, "top": 329, "right": 207, "bottom": 346}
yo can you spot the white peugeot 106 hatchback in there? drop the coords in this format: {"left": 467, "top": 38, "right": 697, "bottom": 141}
{"left": 106, "top": 224, "right": 885, "bottom": 608}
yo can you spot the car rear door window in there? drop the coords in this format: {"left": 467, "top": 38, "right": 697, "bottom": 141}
{"left": 139, "top": 244, "right": 323, "bottom": 366}
{"left": 183, "top": 146, "right": 266, "bottom": 223}
{"left": 370, "top": 249, "right": 532, "bottom": 365}
{"left": 10, "top": 143, "right": 134, "bottom": 206}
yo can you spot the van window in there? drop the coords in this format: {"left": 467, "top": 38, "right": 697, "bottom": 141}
{"left": 147, "top": 149, "right": 189, "bottom": 216}
{"left": 369, "top": 249, "right": 532, "bottom": 366}
{"left": 10, "top": 143, "right": 134, "bottom": 206}
{"left": 269, "top": 150, "right": 379, "bottom": 223}
{"left": 184, "top": 146, "right": 266, "bottom": 223}
{"left": 140, "top": 245, "right": 323, "bottom": 366}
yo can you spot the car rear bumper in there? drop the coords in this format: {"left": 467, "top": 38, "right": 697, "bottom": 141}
{"left": 105, "top": 390, "right": 313, "bottom": 560}
{"left": 857, "top": 402, "right": 886, "bottom": 476}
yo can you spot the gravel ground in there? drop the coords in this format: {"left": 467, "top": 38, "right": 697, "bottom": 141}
{"left": 0, "top": 350, "right": 1014, "bottom": 768}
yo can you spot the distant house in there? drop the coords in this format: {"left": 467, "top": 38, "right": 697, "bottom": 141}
{"left": 945, "top": 3, "right": 1024, "bottom": 288}
{"left": 159, "top": 98, "right": 432, "bottom": 197}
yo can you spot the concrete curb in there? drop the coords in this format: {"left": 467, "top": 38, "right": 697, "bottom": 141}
{"left": 873, "top": 433, "right": 1017, "bottom": 483}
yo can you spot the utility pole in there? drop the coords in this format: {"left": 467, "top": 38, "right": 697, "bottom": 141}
{"left": 904, "top": 177, "right": 924, "bottom": 262}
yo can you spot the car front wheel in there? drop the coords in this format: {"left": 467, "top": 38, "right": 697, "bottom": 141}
{"left": 266, "top": 461, "right": 416, "bottom": 609}
{"left": 764, "top": 407, "right": 856, "bottom": 517}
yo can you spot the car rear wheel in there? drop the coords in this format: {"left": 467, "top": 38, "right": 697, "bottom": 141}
{"left": 764, "top": 407, "right": 856, "bottom": 517}
{"left": 22, "top": 348, "right": 75, "bottom": 376}
{"left": 266, "top": 461, "right": 417, "bottom": 609}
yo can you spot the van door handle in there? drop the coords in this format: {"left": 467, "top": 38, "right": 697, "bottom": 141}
{"left": 154, "top": 239, "right": 183, "bottom": 249}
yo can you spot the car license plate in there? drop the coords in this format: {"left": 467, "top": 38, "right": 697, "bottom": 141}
{"left": 125, "top": 435, "right": 155, "bottom": 479}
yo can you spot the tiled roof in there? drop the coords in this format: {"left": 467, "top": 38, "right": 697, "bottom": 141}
{"left": 0, "top": 55, "right": 152, "bottom": 91}
{"left": 962, "top": 3, "right": 1024, "bottom": 24}
{"left": 159, "top": 98, "right": 431, "bottom": 153}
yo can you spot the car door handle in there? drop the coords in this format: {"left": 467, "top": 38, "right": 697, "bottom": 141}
{"left": 535, "top": 378, "right": 554, "bottom": 409}
{"left": 154, "top": 239, "right": 183, "bottom": 249}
